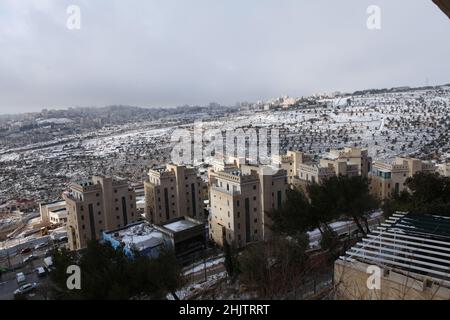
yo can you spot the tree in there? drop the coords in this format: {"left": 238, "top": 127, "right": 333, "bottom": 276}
{"left": 223, "top": 241, "right": 239, "bottom": 280}
{"left": 49, "top": 240, "right": 184, "bottom": 300}
{"left": 238, "top": 236, "right": 309, "bottom": 299}
{"left": 309, "top": 175, "right": 378, "bottom": 235}
{"left": 319, "top": 228, "right": 339, "bottom": 255}
{"left": 384, "top": 172, "right": 450, "bottom": 217}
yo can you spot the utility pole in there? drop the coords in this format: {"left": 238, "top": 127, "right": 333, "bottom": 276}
{"left": 203, "top": 254, "right": 207, "bottom": 282}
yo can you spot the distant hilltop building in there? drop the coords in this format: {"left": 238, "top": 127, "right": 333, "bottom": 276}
{"left": 64, "top": 176, "right": 139, "bottom": 250}
{"left": 369, "top": 157, "right": 436, "bottom": 200}
{"left": 144, "top": 164, "right": 206, "bottom": 225}
{"left": 335, "top": 212, "right": 450, "bottom": 300}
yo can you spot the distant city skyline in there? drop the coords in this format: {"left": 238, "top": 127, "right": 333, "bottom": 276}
{"left": 1, "top": 0, "right": 449, "bottom": 114}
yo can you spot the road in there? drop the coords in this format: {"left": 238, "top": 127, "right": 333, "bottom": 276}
{"left": 0, "top": 266, "right": 50, "bottom": 300}
{"left": 0, "top": 241, "right": 67, "bottom": 300}
{"left": 308, "top": 211, "right": 384, "bottom": 246}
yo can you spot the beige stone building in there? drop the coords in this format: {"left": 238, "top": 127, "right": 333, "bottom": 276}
{"left": 273, "top": 151, "right": 312, "bottom": 184}
{"left": 64, "top": 176, "right": 138, "bottom": 250}
{"left": 369, "top": 157, "right": 436, "bottom": 200}
{"left": 39, "top": 200, "right": 67, "bottom": 225}
{"left": 335, "top": 212, "right": 450, "bottom": 300}
{"left": 209, "top": 165, "right": 287, "bottom": 248}
{"left": 144, "top": 164, "right": 205, "bottom": 225}
{"left": 325, "top": 147, "right": 372, "bottom": 177}
{"left": 274, "top": 147, "right": 371, "bottom": 189}
{"left": 437, "top": 163, "right": 450, "bottom": 177}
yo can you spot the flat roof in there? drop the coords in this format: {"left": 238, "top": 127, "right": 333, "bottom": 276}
{"left": 106, "top": 221, "right": 165, "bottom": 251}
{"left": 340, "top": 212, "right": 450, "bottom": 287}
{"left": 163, "top": 219, "right": 198, "bottom": 232}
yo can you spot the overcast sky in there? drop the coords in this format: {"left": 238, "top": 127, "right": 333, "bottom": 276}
{"left": 0, "top": 0, "right": 449, "bottom": 114}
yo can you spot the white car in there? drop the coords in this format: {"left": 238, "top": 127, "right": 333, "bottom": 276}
{"left": 14, "top": 282, "right": 37, "bottom": 296}
{"left": 23, "top": 254, "right": 37, "bottom": 264}
{"left": 16, "top": 272, "right": 26, "bottom": 284}
{"left": 35, "top": 242, "right": 48, "bottom": 250}
{"left": 36, "top": 266, "right": 46, "bottom": 277}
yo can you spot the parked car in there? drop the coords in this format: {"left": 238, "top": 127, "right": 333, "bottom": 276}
{"left": 55, "top": 236, "right": 68, "bottom": 243}
{"left": 14, "top": 282, "right": 37, "bottom": 296}
{"left": 16, "top": 272, "right": 26, "bottom": 284}
{"left": 43, "top": 256, "right": 54, "bottom": 272}
{"left": 44, "top": 248, "right": 53, "bottom": 257}
{"left": 20, "top": 247, "right": 32, "bottom": 254}
{"left": 35, "top": 267, "right": 46, "bottom": 278}
{"left": 35, "top": 242, "right": 48, "bottom": 250}
{"left": 23, "top": 255, "right": 37, "bottom": 264}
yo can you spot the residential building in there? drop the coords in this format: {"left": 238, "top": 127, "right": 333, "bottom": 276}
{"left": 273, "top": 151, "right": 312, "bottom": 184}
{"left": 209, "top": 165, "right": 287, "bottom": 249}
{"left": 144, "top": 164, "right": 206, "bottom": 225}
{"left": 276, "top": 147, "right": 371, "bottom": 189}
{"left": 437, "top": 163, "right": 450, "bottom": 177}
{"left": 102, "top": 221, "right": 169, "bottom": 258}
{"left": 102, "top": 217, "right": 205, "bottom": 264}
{"left": 39, "top": 200, "right": 67, "bottom": 225}
{"left": 64, "top": 176, "right": 138, "bottom": 251}
{"left": 155, "top": 216, "right": 206, "bottom": 265}
{"left": 335, "top": 212, "right": 450, "bottom": 300}
{"left": 369, "top": 157, "right": 436, "bottom": 200}
{"left": 324, "top": 147, "right": 372, "bottom": 177}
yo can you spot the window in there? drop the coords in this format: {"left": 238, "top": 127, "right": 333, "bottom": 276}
{"left": 81, "top": 215, "right": 84, "bottom": 221}
{"left": 236, "top": 200, "right": 240, "bottom": 207}
{"left": 98, "top": 211, "right": 101, "bottom": 215}
{"left": 253, "top": 185, "right": 256, "bottom": 190}
{"left": 82, "top": 225, "right": 85, "bottom": 230}
{"left": 116, "top": 216, "right": 120, "bottom": 220}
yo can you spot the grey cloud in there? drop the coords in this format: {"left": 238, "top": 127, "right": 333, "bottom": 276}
{"left": 0, "top": 0, "right": 449, "bottom": 114}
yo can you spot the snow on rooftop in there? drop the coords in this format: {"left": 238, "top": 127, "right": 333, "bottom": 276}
{"left": 163, "top": 219, "right": 197, "bottom": 232}
{"left": 112, "top": 222, "right": 165, "bottom": 251}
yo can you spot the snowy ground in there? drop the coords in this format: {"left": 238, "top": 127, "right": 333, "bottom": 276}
{"left": 0, "top": 87, "right": 448, "bottom": 204}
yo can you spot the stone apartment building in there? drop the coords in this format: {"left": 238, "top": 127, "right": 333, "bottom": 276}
{"left": 209, "top": 165, "right": 287, "bottom": 248}
{"left": 369, "top": 157, "right": 436, "bottom": 200}
{"left": 275, "top": 147, "right": 371, "bottom": 189}
{"left": 64, "top": 176, "right": 138, "bottom": 250}
{"left": 144, "top": 164, "right": 205, "bottom": 225}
